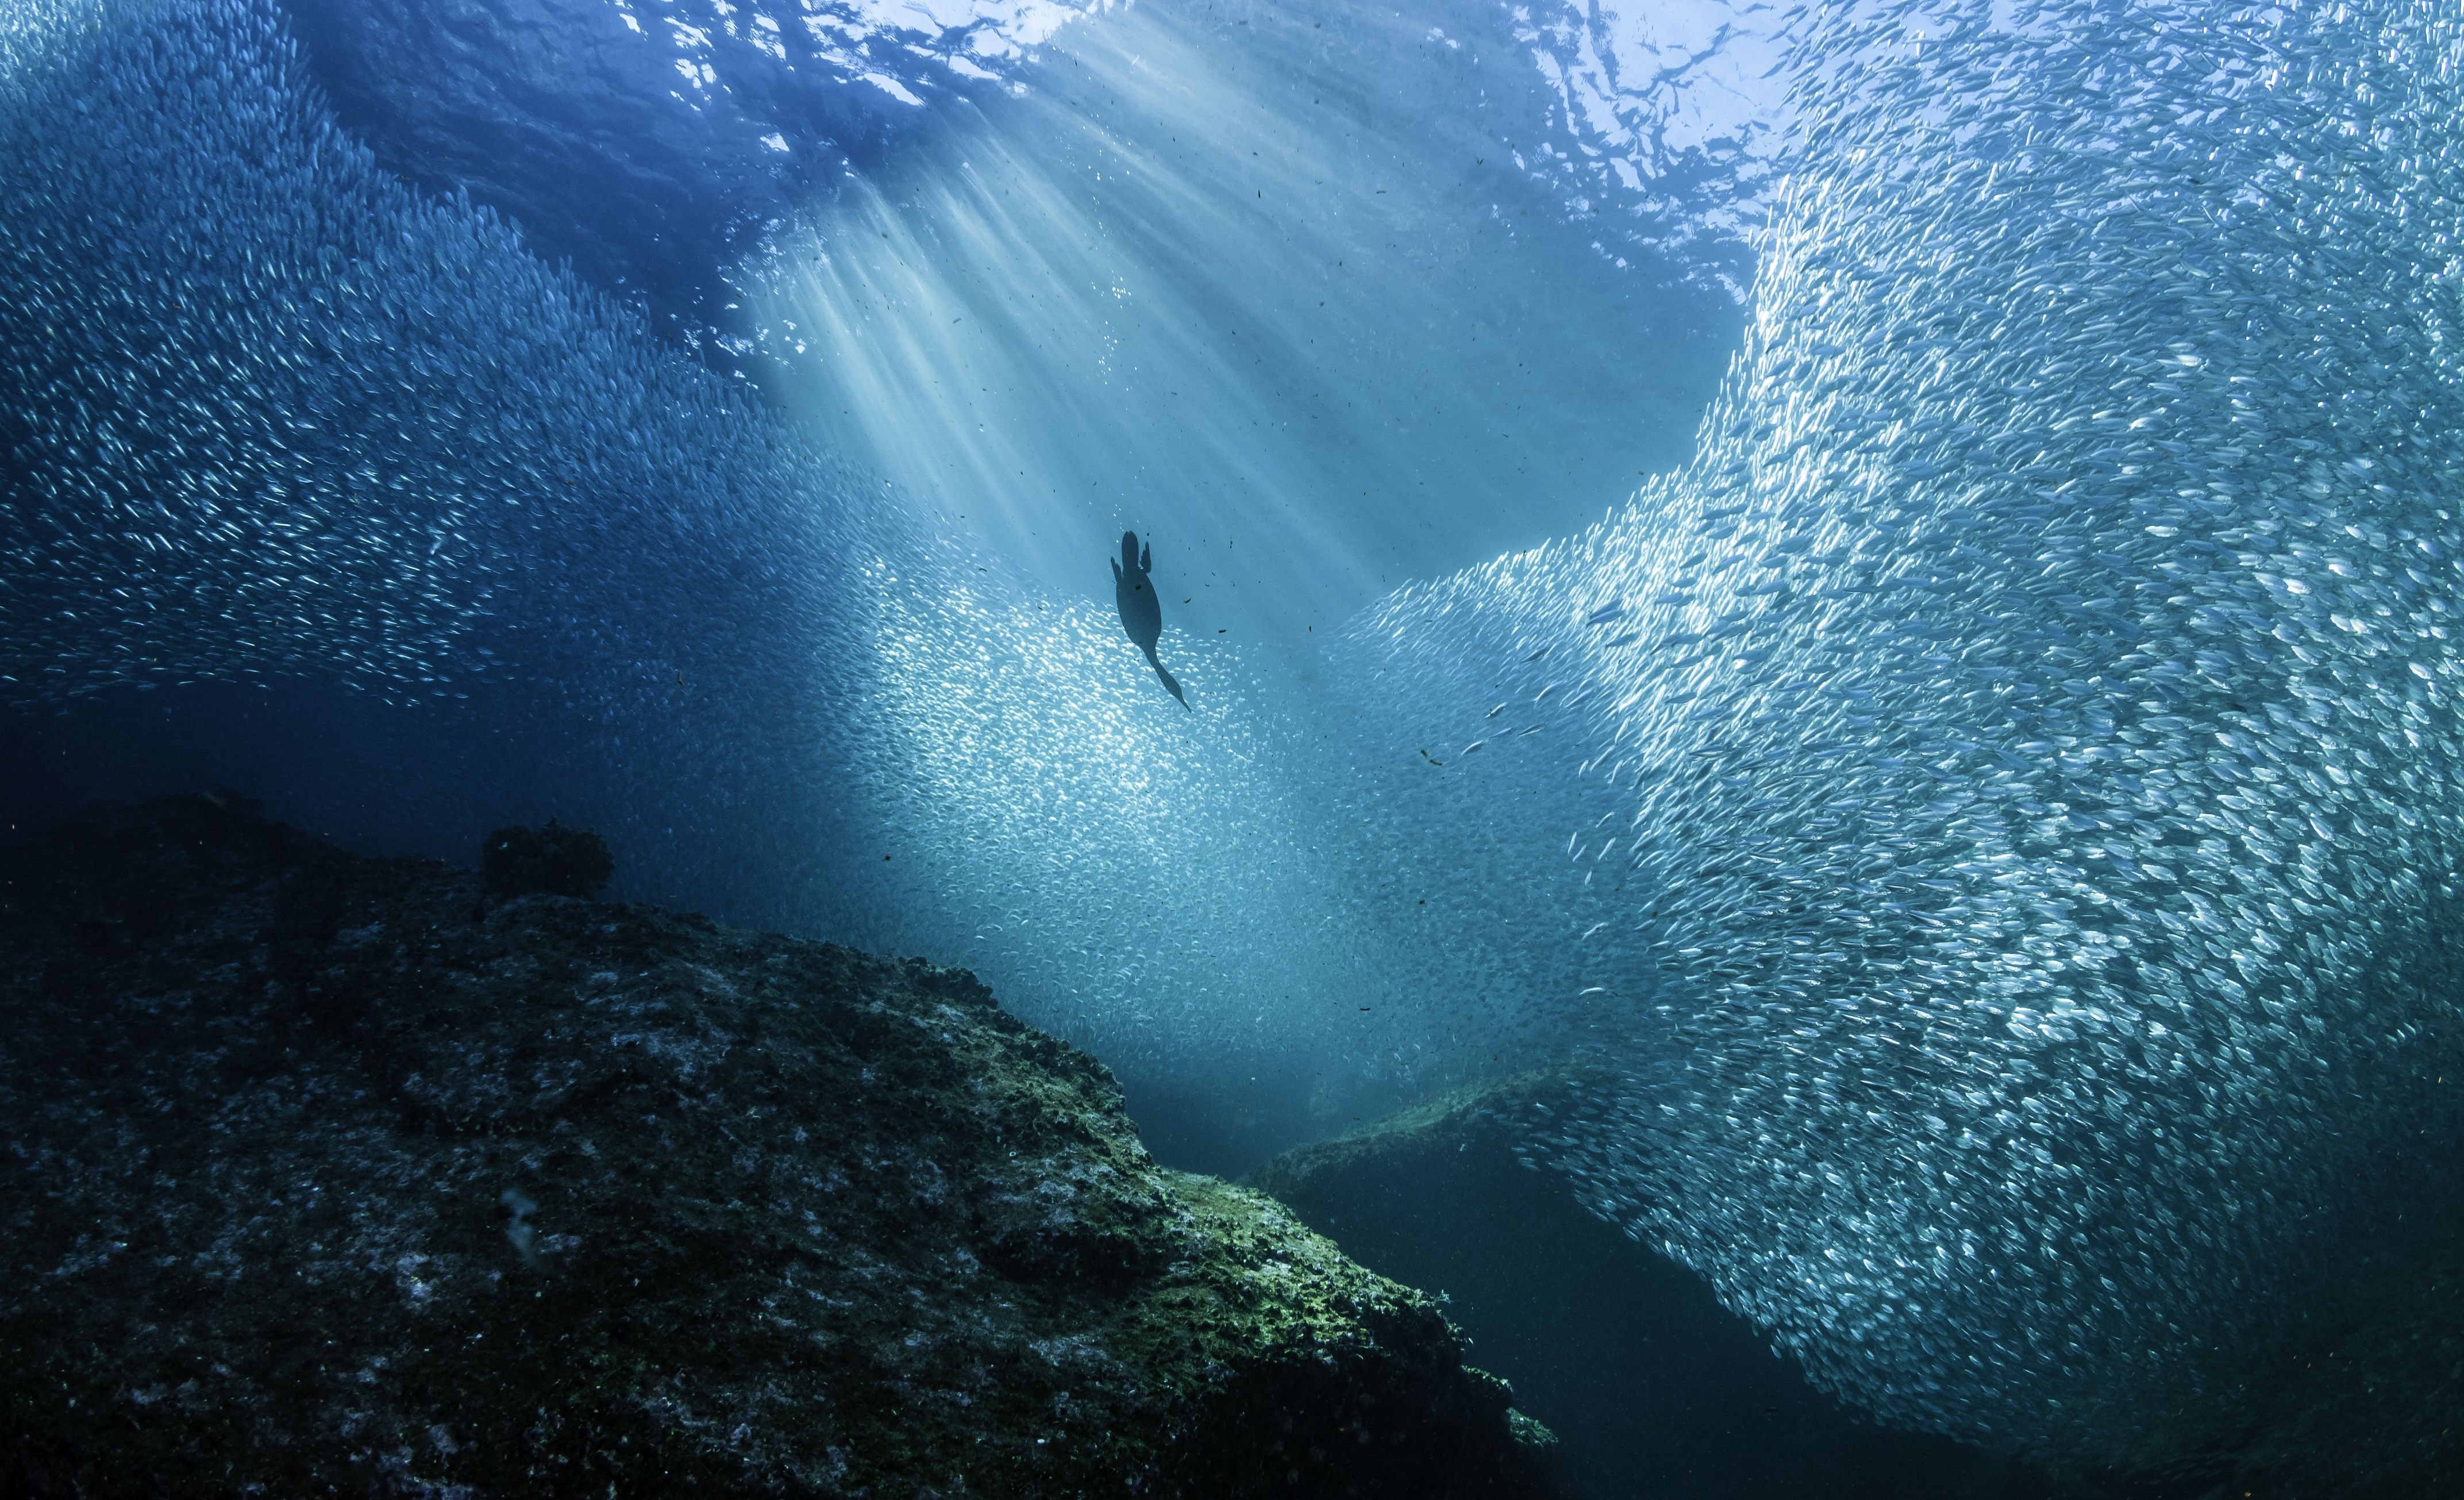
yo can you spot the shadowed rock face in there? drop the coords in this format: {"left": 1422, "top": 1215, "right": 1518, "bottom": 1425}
{"left": 1247, "top": 1075, "right": 2071, "bottom": 1500}
{"left": 480, "top": 818, "right": 613, "bottom": 899}
{"left": 0, "top": 797, "right": 1558, "bottom": 1499}
{"left": 1244, "top": 1073, "right": 2464, "bottom": 1500}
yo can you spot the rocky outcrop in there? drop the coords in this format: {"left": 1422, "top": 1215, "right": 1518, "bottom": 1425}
{"left": 0, "top": 796, "right": 1558, "bottom": 1498}
{"left": 1246, "top": 1069, "right": 2464, "bottom": 1500}
{"left": 1243, "top": 1074, "right": 2063, "bottom": 1500}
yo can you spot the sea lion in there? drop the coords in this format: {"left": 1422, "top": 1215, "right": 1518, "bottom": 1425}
{"left": 1111, "top": 530, "right": 1188, "bottom": 709}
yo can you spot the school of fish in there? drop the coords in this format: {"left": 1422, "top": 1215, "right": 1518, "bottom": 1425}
{"left": 1345, "top": 0, "right": 2464, "bottom": 1463}
{"left": 0, "top": 0, "right": 888, "bottom": 711}
{"left": 0, "top": 0, "right": 1550, "bottom": 1106}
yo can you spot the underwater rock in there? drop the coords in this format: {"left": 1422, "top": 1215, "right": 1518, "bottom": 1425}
{"left": 1246, "top": 1074, "right": 2073, "bottom": 1500}
{"left": 480, "top": 819, "right": 614, "bottom": 899}
{"left": 0, "top": 796, "right": 1559, "bottom": 1498}
{"left": 1244, "top": 1070, "right": 1603, "bottom": 1210}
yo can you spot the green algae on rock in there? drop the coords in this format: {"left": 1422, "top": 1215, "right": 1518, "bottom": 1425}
{"left": 0, "top": 797, "right": 1558, "bottom": 1498}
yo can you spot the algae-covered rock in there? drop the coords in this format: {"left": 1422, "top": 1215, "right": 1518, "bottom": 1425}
{"left": 0, "top": 797, "right": 1557, "bottom": 1498}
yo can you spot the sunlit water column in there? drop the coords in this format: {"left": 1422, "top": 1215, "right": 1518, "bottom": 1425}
{"left": 741, "top": 0, "right": 1737, "bottom": 689}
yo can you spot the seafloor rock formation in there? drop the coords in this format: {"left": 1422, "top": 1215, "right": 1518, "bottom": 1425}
{"left": 1248, "top": 1075, "right": 2463, "bottom": 1500}
{"left": 1246, "top": 1074, "right": 2068, "bottom": 1500}
{"left": 0, "top": 797, "right": 1557, "bottom": 1498}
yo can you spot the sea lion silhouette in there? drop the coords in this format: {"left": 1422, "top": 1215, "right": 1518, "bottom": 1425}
{"left": 1111, "top": 530, "right": 1188, "bottom": 709}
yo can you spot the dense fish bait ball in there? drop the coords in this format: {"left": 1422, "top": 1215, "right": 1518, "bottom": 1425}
{"left": 0, "top": 0, "right": 876, "bottom": 709}
{"left": 1346, "top": 0, "right": 2464, "bottom": 1464}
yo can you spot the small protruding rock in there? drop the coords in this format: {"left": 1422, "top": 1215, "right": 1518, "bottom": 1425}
{"left": 480, "top": 818, "right": 613, "bottom": 898}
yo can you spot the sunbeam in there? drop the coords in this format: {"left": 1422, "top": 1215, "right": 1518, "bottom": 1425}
{"left": 745, "top": 0, "right": 1737, "bottom": 676}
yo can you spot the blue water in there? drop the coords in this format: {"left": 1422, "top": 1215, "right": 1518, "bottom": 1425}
{"left": 5, "top": 0, "right": 2462, "bottom": 1490}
